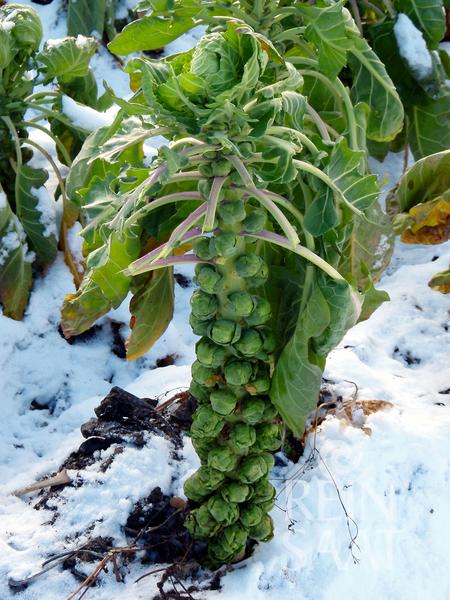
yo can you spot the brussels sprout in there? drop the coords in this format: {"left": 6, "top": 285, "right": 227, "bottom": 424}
{"left": 226, "top": 292, "right": 255, "bottom": 318}
{"left": 235, "top": 254, "right": 265, "bottom": 278}
{"left": 237, "top": 455, "right": 269, "bottom": 483}
{"left": 184, "top": 466, "right": 225, "bottom": 502}
{"left": 194, "top": 238, "right": 216, "bottom": 260}
{"left": 195, "top": 264, "right": 222, "bottom": 294}
{"left": 239, "top": 142, "right": 254, "bottom": 158}
{"left": 262, "top": 400, "right": 279, "bottom": 422}
{"left": 246, "top": 366, "right": 271, "bottom": 394}
{"left": 246, "top": 262, "right": 269, "bottom": 288}
{"left": 261, "top": 329, "right": 276, "bottom": 353}
{"left": 189, "top": 381, "right": 209, "bottom": 404}
{"left": 191, "top": 406, "right": 225, "bottom": 439}
{"left": 218, "top": 200, "right": 246, "bottom": 225}
{"left": 208, "top": 445, "right": 240, "bottom": 472}
{"left": 191, "top": 361, "right": 217, "bottom": 387}
{"left": 196, "top": 339, "right": 228, "bottom": 368}
{"left": 208, "top": 495, "right": 239, "bottom": 525}
{"left": 234, "top": 328, "right": 264, "bottom": 357}
{"left": 210, "top": 319, "right": 241, "bottom": 345}
{"left": 191, "top": 436, "right": 211, "bottom": 460}
{"left": 252, "top": 480, "right": 276, "bottom": 505}
{"left": 224, "top": 360, "right": 253, "bottom": 386}
{"left": 189, "top": 313, "right": 212, "bottom": 336}
{"left": 212, "top": 159, "right": 232, "bottom": 176}
{"left": 199, "top": 162, "right": 213, "bottom": 177}
{"left": 228, "top": 423, "right": 256, "bottom": 451}
{"left": 1, "top": 5, "right": 42, "bottom": 51}
{"left": 261, "top": 452, "right": 275, "bottom": 472}
{"left": 186, "top": 505, "right": 221, "bottom": 538}
{"left": 245, "top": 297, "right": 271, "bottom": 326}
{"left": 248, "top": 514, "right": 274, "bottom": 542}
{"left": 253, "top": 423, "right": 282, "bottom": 452}
{"left": 210, "top": 388, "right": 237, "bottom": 415}
{"left": 198, "top": 179, "right": 213, "bottom": 199}
{"left": 242, "top": 209, "right": 267, "bottom": 233}
{"left": 190, "top": 290, "right": 218, "bottom": 321}
{"left": 240, "top": 504, "right": 264, "bottom": 528}
{"left": 240, "top": 397, "right": 266, "bottom": 424}
{"left": 221, "top": 482, "right": 252, "bottom": 504}
{"left": 213, "top": 232, "right": 238, "bottom": 257}
{"left": 223, "top": 187, "right": 241, "bottom": 202}
{"left": 207, "top": 523, "right": 248, "bottom": 564}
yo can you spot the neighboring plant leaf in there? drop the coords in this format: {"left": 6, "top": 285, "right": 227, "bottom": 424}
{"left": 67, "top": 0, "right": 106, "bottom": 38}
{"left": 38, "top": 36, "right": 98, "bottom": 84}
{"left": 409, "top": 93, "right": 450, "bottom": 160}
{"left": 108, "top": 16, "right": 196, "bottom": 54}
{"left": 395, "top": 0, "right": 446, "bottom": 47}
{"left": 401, "top": 197, "right": 450, "bottom": 244}
{"left": 15, "top": 165, "right": 57, "bottom": 266}
{"left": 349, "top": 36, "right": 404, "bottom": 142}
{"left": 391, "top": 148, "right": 450, "bottom": 213}
{"left": 127, "top": 267, "right": 174, "bottom": 360}
{"left": 0, "top": 197, "right": 32, "bottom": 320}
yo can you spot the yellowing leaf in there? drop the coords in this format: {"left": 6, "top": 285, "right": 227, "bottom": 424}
{"left": 429, "top": 268, "right": 450, "bottom": 294}
{"left": 401, "top": 197, "right": 450, "bottom": 244}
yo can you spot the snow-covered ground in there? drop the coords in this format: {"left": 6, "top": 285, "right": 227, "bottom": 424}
{"left": 1, "top": 2, "right": 450, "bottom": 599}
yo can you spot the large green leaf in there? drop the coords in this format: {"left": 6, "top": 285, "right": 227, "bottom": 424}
{"left": 304, "top": 139, "right": 380, "bottom": 236}
{"left": 0, "top": 194, "right": 32, "bottom": 320}
{"left": 60, "top": 274, "right": 112, "bottom": 337}
{"left": 409, "top": 93, "right": 450, "bottom": 160}
{"left": 127, "top": 267, "right": 174, "bottom": 360}
{"left": 15, "top": 165, "right": 58, "bottom": 266}
{"left": 296, "top": 3, "right": 352, "bottom": 78}
{"left": 87, "top": 224, "right": 141, "bottom": 307}
{"left": 326, "top": 139, "right": 380, "bottom": 210}
{"left": 304, "top": 185, "right": 338, "bottom": 236}
{"left": 339, "top": 202, "right": 395, "bottom": 286}
{"left": 108, "top": 16, "right": 196, "bottom": 54}
{"left": 271, "top": 278, "right": 359, "bottom": 436}
{"left": 349, "top": 37, "right": 404, "bottom": 142}
{"left": 391, "top": 149, "right": 450, "bottom": 213}
{"left": 66, "top": 121, "right": 122, "bottom": 202}
{"left": 38, "top": 37, "right": 98, "bottom": 84}
{"left": 67, "top": 0, "right": 107, "bottom": 38}
{"left": 394, "top": 0, "right": 446, "bottom": 47}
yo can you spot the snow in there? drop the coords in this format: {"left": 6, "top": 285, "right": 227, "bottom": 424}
{"left": 0, "top": 222, "right": 21, "bottom": 266}
{"left": 1, "top": 2, "right": 450, "bottom": 599}
{"left": 0, "top": 19, "right": 15, "bottom": 32}
{"left": 62, "top": 96, "right": 119, "bottom": 131}
{"left": 66, "top": 222, "right": 84, "bottom": 272}
{"left": 31, "top": 186, "right": 57, "bottom": 238}
{"left": 394, "top": 14, "right": 433, "bottom": 80}
{"left": 0, "top": 189, "right": 7, "bottom": 209}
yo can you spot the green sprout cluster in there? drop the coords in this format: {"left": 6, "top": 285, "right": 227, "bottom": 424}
{"left": 184, "top": 167, "right": 281, "bottom": 565}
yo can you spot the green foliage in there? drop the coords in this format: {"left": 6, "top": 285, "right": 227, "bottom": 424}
{"left": 0, "top": 7, "right": 98, "bottom": 319}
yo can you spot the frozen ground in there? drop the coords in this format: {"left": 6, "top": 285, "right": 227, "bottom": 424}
{"left": 1, "top": 2, "right": 450, "bottom": 600}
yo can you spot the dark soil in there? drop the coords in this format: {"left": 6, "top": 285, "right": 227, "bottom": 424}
{"left": 34, "top": 387, "right": 196, "bottom": 510}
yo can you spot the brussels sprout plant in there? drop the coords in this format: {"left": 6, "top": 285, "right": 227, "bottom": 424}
{"left": 109, "top": 0, "right": 450, "bottom": 162}
{"left": 60, "top": 14, "right": 392, "bottom": 565}
{"left": 0, "top": 4, "right": 99, "bottom": 319}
